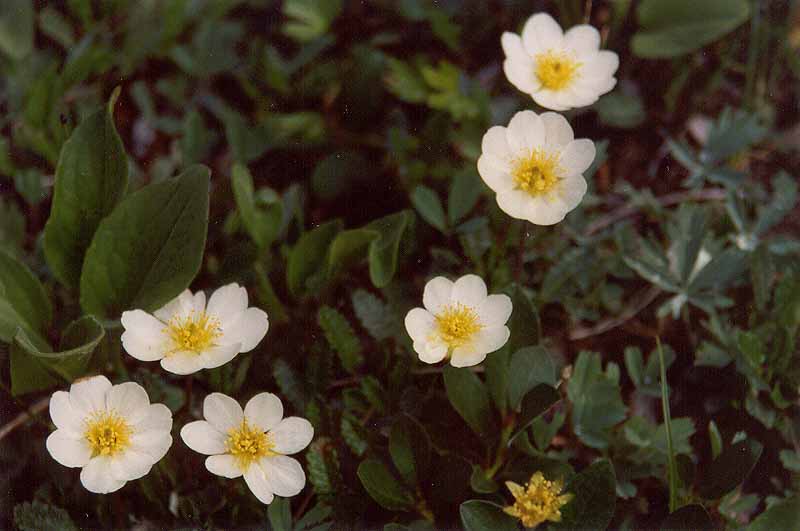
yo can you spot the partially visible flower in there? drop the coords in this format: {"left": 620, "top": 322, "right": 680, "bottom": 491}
{"left": 502, "top": 12, "right": 618, "bottom": 110}
{"left": 503, "top": 472, "right": 573, "bottom": 528}
{"left": 404, "top": 274, "right": 512, "bottom": 367}
{"left": 180, "top": 392, "right": 313, "bottom": 505}
{"left": 46, "top": 376, "right": 173, "bottom": 494}
{"left": 478, "top": 110, "right": 594, "bottom": 225}
{"left": 121, "top": 283, "right": 269, "bottom": 375}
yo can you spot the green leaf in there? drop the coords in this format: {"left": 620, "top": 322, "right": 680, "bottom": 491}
{"left": 469, "top": 466, "right": 499, "bottom": 494}
{"left": 508, "top": 384, "right": 561, "bottom": 445}
{"left": 327, "top": 229, "right": 380, "bottom": 279}
{"left": 43, "top": 90, "right": 129, "bottom": 289}
{"left": 385, "top": 58, "right": 428, "bottom": 103}
{"left": 459, "top": 500, "right": 518, "bottom": 531}
{"left": 410, "top": 185, "right": 447, "bottom": 232}
{"left": 688, "top": 248, "right": 748, "bottom": 293}
{"left": 632, "top": 0, "right": 750, "bottom": 58}
{"left": 352, "top": 289, "right": 397, "bottom": 340}
{"left": 697, "top": 439, "right": 763, "bottom": 499}
{"left": 366, "top": 210, "right": 412, "bottom": 288}
{"left": 356, "top": 459, "right": 415, "bottom": 511}
{"left": 504, "top": 284, "right": 541, "bottom": 351}
{"left": 448, "top": 169, "right": 484, "bottom": 224}
{"left": 747, "top": 495, "right": 800, "bottom": 531}
{"left": 283, "top": 0, "right": 342, "bottom": 42}
{"left": 659, "top": 338, "right": 679, "bottom": 512}
{"left": 287, "top": 220, "right": 342, "bottom": 296}
{"left": 317, "top": 306, "right": 363, "bottom": 373}
{"left": 11, "top": 316, "right": 105, "bottom": 396}
{"left": 0, "top": 250, "right": 52, "bottom": 346}
{"left": 181, "top": 109, "right": 213, "bottom": 166}
{"left": 294, "top": 502, "right": 332, "bottom": 531}
{"left": 389, "top": 414, "right": 431, "bottom": 485}
{"left": 568, "top": 352, "right": 627, "bottom": 448}
{"left": 80, "top": 165, "right": 210, "bottom": 317}
{"left": 659, "top": 504, "right": 712, "bottom": 530}
{"left": 553, "top": 459, "right": 617, "bottom": 530}
{"left": 14, "top": 501, "right": 78, "bottom": 531}
{"left": 311, "top": 151, "right": 368, "bottom": 202}
{"left": 594, "top": 90, "right": 646, "bottom": 129}
{"left": 507, "top": 346, "right": 556, "bottom": 410}
{"left": 267, "top": 497, "right": 291, "bottom": 531}
{"left": 0, "top": 0, "right": 34, "bottom": 60}
{"left": 624, "top": 346, "right": 645, "bottom": 388}
{"left": 231, "top": 163, "right": 282, "bottom": 249}
{"left": 443, "top": 365, "right": 497, "bottom": 439}
{"left": 708, "top": 420, "right": 723, "bottom": 460}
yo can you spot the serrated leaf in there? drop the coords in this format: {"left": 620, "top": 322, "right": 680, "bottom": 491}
{"left": 317, "top": 306, "right": 363, "bottom": 373}
{"left": 80, "top": 165, "right": 210, "bottom": 317}
{"left": 307, "top": 438, "right": 340, "bottom": 495}
{"left": 44, "top": 90, "right": 128, "bottom": 289}
{"left": 357, "top": 459, "right": 415, "bottom": 511}
{"left": 340, "top": 414, "right": 368, "bottom": 457}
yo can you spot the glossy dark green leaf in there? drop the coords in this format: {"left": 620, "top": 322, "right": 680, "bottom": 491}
{"left": 507, "top": 346, "right": 556, "bottom": 410}
{"left": 448, "top": 169, "right": 484, "bottom": 224}
{"left": 366, "top": 210, "right": 412, "bottom": 288}
{"left": 697, "top": 439, "right": 763, "bottom": 499}
{"left": 660, "top": 504, "right": 713, "bottom": 530}
{"left": 267, "top": 497, "right": 291, "bottom": 531}
{"left": 231, "top": 163, "right": 282, "bottom": 249}
{"left": 508, "top": 384, "right": 561, "bottom": 446}
{"left": 287, "top": 219, "right": 342, "bottom": 296}
{"left": 356, "top": 459, "right": 415, "bottom": 511}
{"left": 44, "top": 90, "right": 128, "bottom": 289}
{"left": 553, "top": 459, "right": 617, "bottom": 530}
{"left": 469, "top": 466, "right": 498, "bottom": 494}
{"left": 80, "top": 165, "right": 210, "bottom": 317}
{"left": 411, "top": 185, "right": 447, "bottom": 232}
{"left": 459, "top": 500, "right": 518, "bottom": 531}
{"left": 389, "top": 414, "right": 431, "bottom": 485}
{"left": 443, "top": 365, "right": 497, "bottom": 439}
{"left": 327, "top": 228, "right": 379, "bottom": 278}
{"left": 0, "top": 250, "right": 51, "bottom": 346}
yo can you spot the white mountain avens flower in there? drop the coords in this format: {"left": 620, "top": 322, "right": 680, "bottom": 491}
{"left": 121, "top": 283, "right": 269, "bottom": 375}
{"left": 45, "top": 375, "right": 173, "bottom": 494}
{"left": 502, "top": 12, "right": 618, "bottom": 110}
{"left": 478, "top": 110, "right": 595, "bottom": 225}
{"left": 404, "top": 274, "right": 512, "bottom": 367}
{"left": 180, "top": 392, "right": 313, "bottom": 505}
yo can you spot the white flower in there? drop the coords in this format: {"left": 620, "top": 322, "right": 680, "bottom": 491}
{"left": 404, "top": 274, "right": 512, "bottom": 368}
{"left": 181, "top": 392, "right": 313, "bottom": 504}
{"left": 477, "top": 110, "right": 595, "bottom": 225}
{"left": 121, "top": 283, "right": 269, "bottom": 375}
{"left": 502, "top": 12, "right": 618, "bottom": 110}
{"left": 45, "top": 376, "right": 173, "bottom": 494}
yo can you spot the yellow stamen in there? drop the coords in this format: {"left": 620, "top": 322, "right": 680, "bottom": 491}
{"left": 226, "top": 420, "right": 275, "bottom": 470}
{"left": 434, "top": 304, "right": 482, "bottom": 349}
{"left": 512, "top": 149, "right": 562, "bottom": 197}
{"left": 503, "top": 472, "right": 573, "bottom": 528}
{"left": 165, "top": 310, "right": 221, "bottom": 354}
{"left": 535, "top": 51, "right": 581, "bottom": 91}
{"left": 85, "top": 412, "right": 132, "bottom": 457}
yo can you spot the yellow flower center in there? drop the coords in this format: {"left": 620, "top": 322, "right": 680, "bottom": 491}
{"left": 165, "top": 311, "right": 221, "bottom": 354}
{"left": 503, "top": 472, "right": 573, "bottom": 528}
{"left": 226, "top": 420, "right": 276, "bottom": 470}
{"left": 434, "top": 304, "right": 482, "bottom": 349}
{"left": 84, "top": 411, "right": 132, "bottom": 457}
{"left": 535, "top": 51, "right": 581, "bottom": 91}
{"left": 512, "top": 149, "right": 562, "bottom": 197}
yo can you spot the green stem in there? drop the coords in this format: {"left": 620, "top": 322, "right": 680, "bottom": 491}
{"left": 486, "top": 414, "right": 516, "bottom": 478}
{"left": 658, "top": 337, "right": 679, "bottom": 513}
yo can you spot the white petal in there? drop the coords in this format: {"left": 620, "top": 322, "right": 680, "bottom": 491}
{"left": 451, "top": 327, "right": 510, "bottom": 367}
{"left": 46, "top": 430, "right": 92, "bottom": 467}
{"left": 131, "top": 432, "right": 172, "bottom": 462}
{"left": 106, "top": 382, "right": 150, "bottom": 425}
{"left": 69, "top": 375, "right": 111, "bottom": 416}
{"left": 131, "top": 403, "right": 173, "bottom": 433}
{"left": 121, "top": 310, "right": 168, "bottom": 361}
{"left": 180, "top": 420, "right": 227, "bottom": 455}
{"left": 477, "top": 294, "right": 513, "bottom": 327}
{"left": 496, "top": 189, "right": 535, "bottom": 220}
{"left": 109, "top": 449, "right": 154, "bottom": 481}
{"left": 501, "top": 31, "right": 531, "bottom": 65}
{"left": 415, "top": 340, "right": 448, "bottom": 364}
{"left": 260, "top": 455, "right": 306, "bottom": 497}
{"left": 564, "top": 25, "right": 600, "bottom": 57}
{"left": 206, "top": 283, "right": 248, "bottom": 326}
{"left": 532, "top": 90, "right": 570, "bottom": 111}
{"left": 522, "top": 13, "right": 564, "bottom": 56}
{"left": 204, "top": 393, "right": 244, "bottom": 433}
{"left": 80, "top": 456, "right": 126, "bottom": 493}
{"left": 219, "top": 308, "right": 268, "bottom": 353}
{"left": 541, "top": 112, "right": 574, "bottom": 148}
{"left": 404, "top": 308, "right": 435, "bottom": 342}
{"left": 422, "top": 276, "right": 454, "bottom": 314}
{"left": 451, "top": 274, "right": 488, "bottom": 308}
{"left": 582, "top": 50, "right": 619, "bottom": 79}
{"left": 481, "top": 126, "right": 513, "bottom": 161}
{"left": 503, "top": 59, "right": 539, "bottom": 95}
{"left": 199, "top": 343, "right": 242, "bottom": 370}
{"left": 557, "top": 175, "right": 588, "bottom": 211}
{"left": 559, "top": 139, "right": 596, "bottom": 176}
{"left": 244, "top": 393, "right": 284, "bottom": 432}
{"left": 206, "top": 454, "right": 242, "bottom": 478}
{"left": 49, "top": 391, "right": 83, "bottom": 435}
{"left": 191, "top": 290, "right": 207, "bottom": 314}
{"left": 269, "top": 417, "right": 314, "bottom": 455}
{"left": 506, "top": 110, "right": 546, "bottom": 153}
{"left": 244, "top": 462, "right": 275, "bottom": 504}
{"left": 497, "top": 191, "right": 567, "bottom": 225}
{"left": 553, "top": 89, "right": 582, "bottom": 110}
{"left": 154, "top": 290, "right": 195, "bottom": 322}
{"left": 477, "top": 154, "right": 514, "bottom": 194}
{"left": 160, "top": 352, "right": 205, "bottom": 375}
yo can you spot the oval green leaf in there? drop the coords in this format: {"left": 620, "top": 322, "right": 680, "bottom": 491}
{"left": 459, "top": 500, "right": 518, "bottom": 531}
{"left": 356, "top": 459, "right": 415, "bottom": 511}
{"left": 443, "top": 365, "right": 497, "bottom": 439}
